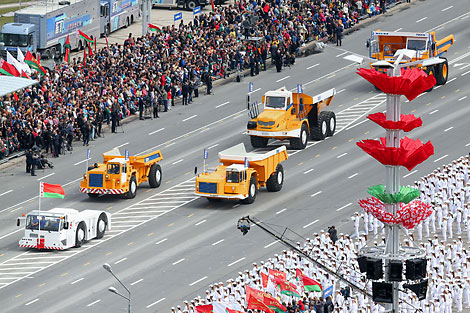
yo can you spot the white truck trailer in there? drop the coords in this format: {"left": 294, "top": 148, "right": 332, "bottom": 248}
{"left": 18, "top": 208, "right": 111, "bottom": 250}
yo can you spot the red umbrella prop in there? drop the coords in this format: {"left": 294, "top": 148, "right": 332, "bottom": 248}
{"left": 357, "top": 68, "right": 436, "bottom": 101}
{"left": 367, "top": 113, "right": 423, "bottom": 132}
{"left": 357, "top": 136, "right": 434, "bottom": 170}
{"left": 358, "top": 197, "right": 433, "bottom": 229}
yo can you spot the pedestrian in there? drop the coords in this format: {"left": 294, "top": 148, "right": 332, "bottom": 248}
{"left": 138, "top": 96, "right": 145, "bottom": 120}
{"left": 336, "top": 22, "right": 343, "bottom": 46}
{"left": 25, "top": 148, "right": 33, "bottom": 174}
{"left": 82, "top": 121, "right": 90, "bottom": 146}
{"left": 182, "top": 80, "right": 190, "bottom": 106}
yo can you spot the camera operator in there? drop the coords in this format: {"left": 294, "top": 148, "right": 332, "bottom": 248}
{"left": 328, "top": 225, "right": 338, "bottom": 244}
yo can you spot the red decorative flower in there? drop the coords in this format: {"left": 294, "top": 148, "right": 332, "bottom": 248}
{"left": 367, "top": 113, "right": 423, "bottom": 132}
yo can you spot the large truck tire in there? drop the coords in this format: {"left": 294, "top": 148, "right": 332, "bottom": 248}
{"left": 186, "top": 0, "right": 197, "bottom": 10}
{"left": 250, "top": 136, "right": 268, "bottom": 148}
{"left": 266, "top": 164, "right": 284, "bottom": 192}
{"left": 125, "top": 175, "right": 137, "bottom": 199}
{"left": 325, "top": 111, "right": 336, "bottom": 137}
{"left": 96, "top": 213, "right": 108, "bottom": 239}
{"left": 310, "top": 111, "right": 328, "bottom": 140}
{"left": 242, "top": 175, "right": 257, "bottom": 204}
{"left": 88, "top": 193, "right": 99, "bottom": 198}
{"left": 148, "top": 164, "right": 162, "bottom": 188}
{"left": 75, "top": 222, "right": 86, "bottom": 247}
{"left": 435, "top": 58, "right": 448, "bottom": 85}
{"left": 289, "top": 123, "right": 308, "bottom": 149}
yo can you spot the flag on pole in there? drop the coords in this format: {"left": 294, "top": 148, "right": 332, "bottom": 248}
{"left": 105, "top": 35, "right": 109, "bottom": 49}
{"left": 148, "top": 23, "right": 162, "bottom": 32}
{"left": 296, "top": 269, "right": 323, "bottom": 292}
{"left": 25, "top": 51, "right": 46, "bottom": 75}
{"left": 16, "top": 47, "right": 31, "bottom": 75}
{"left": 210, "top": 0, "right": 215, "bottom": 12}
{"left": 13, "top": 92, "right": 19, "bottom": 101}
{"left": 7, "top": 51, "right": 24, "bottom": 75}
{"left": 88, "top": 42, "right": 93, "bottom": 56}
{"left": 247, "top": 295, "right": 274, "bottom": 313}
{"left": 268, "top": 269, "right": 287, "bottom": 284}
{"left": 83, "top": 47, "right": 87, "bottom": 65}
{"left": 263, "top": 293, "right": 287, "bottom": 313}
{"left": 78, "top": 29, "right": 93, "bottom": 43}
{"left": 94, "top": 37, "right": 97, "bottom": 53}
{"left": 0, "top": 58, "right": 20, "bottom": 76}
{"left": 278, "top": 281, "right": 301, "bottom": 297}
{"left": 40, "top": 182, "right": 65, "bottom": 199}
{"left": 21, "top": 70, "right": 31, "bottom": 79}
{"left": 64, "top": 35, "right": 71, "bottom": 64}
{"left": 195, "top": 304, "right": 213, "bottom": 313}
{"left": 213, "top": 302, "right": 243, "bottom": 313}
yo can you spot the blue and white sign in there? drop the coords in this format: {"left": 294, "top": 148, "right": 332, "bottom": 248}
{"left": 297, "top": 84, "right": 303, "bottom": 94}
{"left": 87, "top": 148, "right": 90, "bottom": 159}
{"left": 204, "top": 148, "right": 208, "bottom": 160}
{"left": 193, "top": 6, "right": 201, "bottom": 15}
{"left": 174, "top": 12, "right": 183, "bottom": 22}
{"left": 249, "top": 82, "right": 254, "bottom": 92}
{"left": 125, "top": 149, "right": 129, "bottom": 160}
{"left": 323, "top": 285, "right": 333, "bottom": 299}
{"left": 244, "top": 157, "right": 249, "bottom": 168}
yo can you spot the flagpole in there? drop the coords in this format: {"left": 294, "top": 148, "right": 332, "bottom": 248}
{"left": 38, "top": 181, "right": 42, "bottom": 248}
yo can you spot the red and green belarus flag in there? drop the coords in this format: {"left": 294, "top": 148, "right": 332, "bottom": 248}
{"left": 278, "top": 281, "right": 301, "bottom": 297}
{"left": 148, "top": 23, "right": 162, "bottom": 32}
{"left": 296, "top": 269, "right": 323, "bottom": 292}
{"left": 40, "top": 182, "right": 65, "bottom": 199}
{"left": 263, "top": 293, "right": 287, "bottom": 313}
{"left": 78, "top": 29, "right": 93, "bottom": 43}
{"left": 25, "top": 51, "right": 46, "bottom": 75}
{"left": 0, "top": 59, "right": 20, "bottom": 76}
{"left": 195, "top": 305, "right": 213, "bottom": 313}
{"left": 247, "top": 295, "right": 274, "bottom": 313}
{"left": 64, "top": 35, "right": 71, "bottom": 64}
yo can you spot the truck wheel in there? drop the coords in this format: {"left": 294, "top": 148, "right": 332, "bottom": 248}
{"left": 126, "top": 176, "right": 137, "bottom": 199}
{"left": 250, "top": 136, "right": 268, "bottom": 148}
{"left": 435, "top": 58, "right": 448, "bottom": 85}
{"left": 105, "top": 25, "right": 110, "bottom": 37}
{"left": 186, "top": 0, "right": 197, "bottom": 10}
{"left": 310, "top": 111, "right": 328, "bottom": 140}
{"left": 266, "top": 164, "right": 284, "bottom": 192}
{"left": 326, "top": 111, "right": 336, "bottom": 137}
{"left": 75, "top": 222, "right": 86, "bottom": 247}
{"left": 88, "top": 193, "right": 99, "bottom": 198}
{"left": 126, "top": 17, "right": 130, "bottom": 27}
{"left": 148, "top": 164, "right": 162, "bottom": 188}
{"left": 242, "top": 175, "right": 257, "bottom": 204}
{"left": 96, "top": 213, "right": 108, "bottom": 239}
{"left": 289, "top": 124, "right": 308, "bottom": 149}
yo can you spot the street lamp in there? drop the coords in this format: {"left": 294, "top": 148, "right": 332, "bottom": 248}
{"left": 103, "top": 263, "right": 131, "bottom": 313}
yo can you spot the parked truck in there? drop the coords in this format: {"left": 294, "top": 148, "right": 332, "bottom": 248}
{"left": 367, "top": 30, "right": 454, "bottom": 86}
{"left": 18, "top": 208, "right": 111, "bottom": 250}
{"left": 152, "top": 0, "right": 207, "bottom": 11}
{"left": 0, "top": 0, "right": 140, "bottom": 59}
{"left": 80, "top": 148, "right": 163, "bottom": 198}
{"left": 247, "top": 87, "right": 336, "bottom": 150}
{"left": 195, "top": 143, "right": 288, "bottom": 204}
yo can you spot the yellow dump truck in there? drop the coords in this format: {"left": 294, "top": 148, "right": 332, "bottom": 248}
{"left": 80, "top": 148, "right": 163, "bottom": 198}
{"left": 195, "top": 143, "right": 288, "bottom": 204}
{"left": 247, "top": 87, "right": 336, "bottom": 149}
{"left": 367, "top": 30, "right": 454, "bottom": 86}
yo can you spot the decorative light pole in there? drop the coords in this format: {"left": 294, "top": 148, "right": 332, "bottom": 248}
{"left": 103, "top": 263, "right": 131, "bottom": 313}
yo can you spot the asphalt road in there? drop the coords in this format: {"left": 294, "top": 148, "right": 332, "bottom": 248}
{"left": 0, "top": 0, "right": 469, "bottom": 312}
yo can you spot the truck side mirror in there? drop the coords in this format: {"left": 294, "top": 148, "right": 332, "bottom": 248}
{"left": 17, "top": 218, "right": 20, "bottom": 227}
{"left": 194, "top": 167, "right": 198, "bottom": 175}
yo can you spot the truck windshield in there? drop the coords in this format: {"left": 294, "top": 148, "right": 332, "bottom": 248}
{"left": 1, "top": 33, "right": 29, "bottom": 47}
{"left": 26, "top": 215, "right": 61, "bottom": 231}
{"left": 226, "top": 171, "right": 240, "bottom": 183}
{"left": 265, "top": 96, "right": 286, "bottom": 109}
{"left": 407, "top": 39, "right": 427, "bottom": 51}
{"left": 107, "top": 163, "right": 120, "bottom": 174}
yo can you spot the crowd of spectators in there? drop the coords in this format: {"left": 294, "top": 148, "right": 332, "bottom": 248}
{"left": 0, "top": 0, "right": 400, "bottom": 161}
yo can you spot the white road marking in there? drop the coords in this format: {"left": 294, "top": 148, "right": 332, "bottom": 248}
{"left": 337, "top": 153, "right": 348, "bottom": 158}
{"left": 337, "top": 89, "right": 346, "bottom": 94}
{"left": 311, "top": 191, "right": 322, "bottom": 197}
{"left": 248, "top": 88, "right": 261, "bottom": 94}
{"left": 74, "top": 158, "right": 91, "bottom": 166}
{"left": 195, "top": 219, "right": 206, "bottom": 226}
{"left": 87, "top": 300, "right": 101, "bottom": 307}
{"left": 0, "top": 190, "right": 13, "bottom": 197}
{"left": 303, "top": 219, "right": 319, "bottom": 229}
{"left": 0, "top": 229, "right": 22, "bottom": 240}
{"left": 466, "top": 143, "right": 470, "bottom": 147}
{"left": 146, "top": 298, "right": 166, "bottom": 308}
{"left": 345, "top": 119, "right": 369, "bottom": 130}
{"left": 304, "top": 63, "right": 355, "bottom": 86}
{"left": 434, "top": 155, "right": 449, "bottom": 163}
{"left": 155, "top": 238, "right": 168, "bottom": 245}
{"left": 444, "top": 127, "right": 454, "bottom": 132}
{"left": 276, "top": 76, "right": 290, "bottom": 82}
{"left": 172, "top": 259, "right": 185, "bottom": 265}
{"left": 36, "top": 172, "right": 55, "bottom": 181}
{"left": 276, "top": 208, "right": 287, "bottom": 214}
{"left": 63, "top": 177, "right": 83, "bottom": 187}
{"left": 216, "top": 101, "right": 230, "bottom": 108}
{"left": 416, "top": 17, "right": 428, "bottom": 23}
{"left": 336, "top": 51, "right": 348, "bottom": 58}
{"left": 337, "top": 203, "right": 352, "bottom": 212}
{"left": 441, "top": 5, "right": 453, "bottom": 11}
{"left": 227, "top": 257, "right": 246, "bottom": 267}
{"left": 25, "top": 299, "right": 39, "bottom": 306}
{"left": 447, "top": 77, "right": 456, "bottom": 83}
{"left": 307, "top": 63, "right": 319, "bottom": 69}
{"left": 462, "top": 70, "right": 470, "bottom": 76}
{"left": 232, "top": 204, "right": 240, "bottom": 208}
{"left": 71, "top": 278, "right": 84, "bottom": 285}
{"left": 172, "top": 159, "right": 184, "bottom": 165}
{"left": 114, "top": 142, "right": 129, "bottom": 149}
{"left": 264, "top": 240, "right": 280, "bottom": 248}
{"left": 348, "top": 173, "right": 359, "bottom": 179}
{"left": 303, "top": 169, "right": 314, "bottom": 174}
{"left": 211, "top": 239, "right": 224, "bottom": 246}
{"left": 130, "top": 278, "right": 144, "bottom": 285}
{"left": 148, "top": 128, "right": 165, "bottom": 135}
{"left": 403, "top": 170, "right": 418, "bottom": 178}
{"left": 208, "top": 144, "right": 219, "bottom": 150}
{"left": 458, "top": 96, "right": 467, "bottom": 101}
{"left": 182, "top": 115, "right": 198, "bottom": 122}
{"left": 429, "top": 109, "right": 439, "bottom": 114}
{"left": 114, "top": 258, "right": 127, "bottom": 264}
{"left": 394, "top": 28, "right": 402, "bottom": 32}
{"left": 189, "top": 276, "right": 208, "bottom": 286}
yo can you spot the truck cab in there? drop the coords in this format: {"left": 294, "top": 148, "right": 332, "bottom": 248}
{"left": 0, "top": 23, "right": 36, "bottom": 58}
{"left": 100, "top": 1, "right": 111, "bottom": 36}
